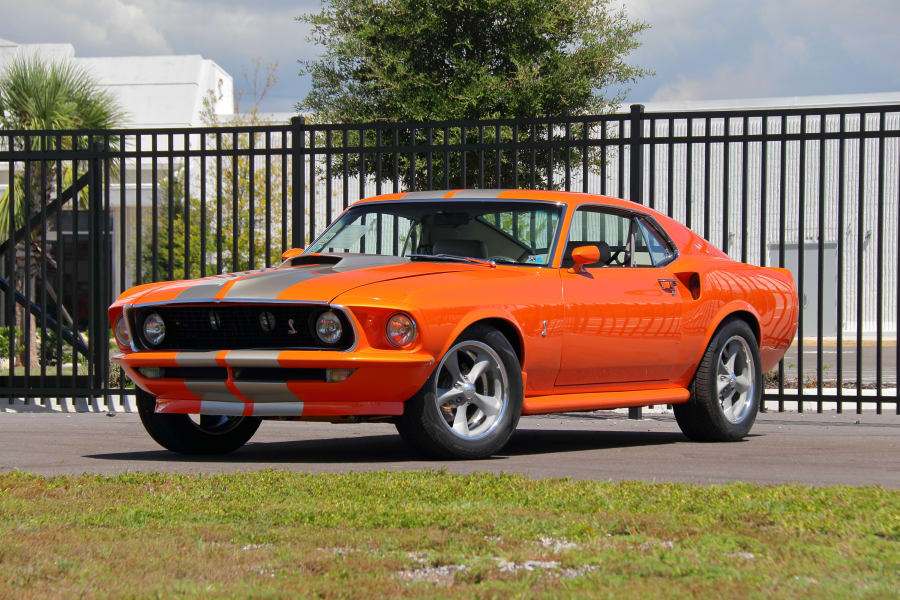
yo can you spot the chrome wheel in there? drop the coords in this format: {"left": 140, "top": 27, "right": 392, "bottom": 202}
{"left": 717, "top": 335, "right": 756, "bottom": 424}
{"left": 188, "top": 414, "right": 247, "bottom": 435}
{"left": 434, "top": 340, "right": 509, "bottom": 440}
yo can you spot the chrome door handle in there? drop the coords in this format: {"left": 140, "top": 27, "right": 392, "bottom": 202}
{"left": 658, "top": 278, "right": 678, "bottom": 295}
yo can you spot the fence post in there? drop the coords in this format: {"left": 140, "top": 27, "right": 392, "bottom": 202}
{"left": 628, "top": 104, "right": 645, "bottom": 420}
{"left": 628, "top": 103, "right": 645, "bottom": 205}
{"left": 89, "top": 141, "right": 107, "bottom": 394}
{"left": 291, "top": 116, "right": 306, "bottom": 249}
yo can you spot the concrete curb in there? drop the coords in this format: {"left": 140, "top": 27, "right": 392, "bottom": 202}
{"left": 2, "top": 389, "right": 895, "bottom": 414}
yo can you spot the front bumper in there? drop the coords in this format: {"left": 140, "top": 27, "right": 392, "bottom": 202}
{"left": 113, "top": 348, "right": 436, "bottom": 417}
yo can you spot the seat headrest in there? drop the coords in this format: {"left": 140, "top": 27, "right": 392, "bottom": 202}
{"left": 432, "top": 239, "right": 489, "bottom": 259}
{"left": 561, "top": 240, "right": 611, "bottom": 268}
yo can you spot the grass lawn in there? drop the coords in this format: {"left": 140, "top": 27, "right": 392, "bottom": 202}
{"left": 0, "top": 470, "right": 897, "bottom": 598}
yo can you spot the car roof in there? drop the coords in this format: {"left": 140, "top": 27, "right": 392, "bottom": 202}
{"left": 353, "top": 189, "right": 644, "bottom": 212}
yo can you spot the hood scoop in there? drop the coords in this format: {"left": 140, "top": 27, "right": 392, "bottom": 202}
{"left": 287, "top": 253, "right": 409, "bottom": 270}
{"left": 288, "top": 254, "right": 343, "bottom": 267}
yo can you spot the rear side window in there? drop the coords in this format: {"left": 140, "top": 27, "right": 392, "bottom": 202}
{"left": 634, "top": 219, "right": 673, "bottom": 267}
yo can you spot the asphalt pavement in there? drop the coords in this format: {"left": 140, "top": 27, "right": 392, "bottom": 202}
{"left": 1, "top": 410, "right": 897, "bottom": 487}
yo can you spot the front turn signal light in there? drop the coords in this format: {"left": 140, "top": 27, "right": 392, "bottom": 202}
{"left": 386, "top": 313, "right": 417, "bottom": 347}
{"left": 325, "top": 368, "right": 356, "bottom": 382}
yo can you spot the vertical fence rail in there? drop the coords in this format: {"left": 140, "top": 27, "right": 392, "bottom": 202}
{"left": 0, "top": 104, "right": 897, "bottom": 412}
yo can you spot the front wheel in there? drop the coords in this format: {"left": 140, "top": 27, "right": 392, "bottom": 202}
{"left": 395, "top": 325, "right": 522, "bottom": 459}
{"left": 136, "top": 390, "right": 261, "bottom": 454}
{"left": 674, "top": 319, "right": 762, "bottom": 442}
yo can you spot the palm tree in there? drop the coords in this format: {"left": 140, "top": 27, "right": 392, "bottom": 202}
{"left": 0, "top": 55, "right": 123, "bottom": 368}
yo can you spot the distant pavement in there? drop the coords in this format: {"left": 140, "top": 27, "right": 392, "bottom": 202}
{"left": 782, "top": 343, "right": 896, "bottom": 384}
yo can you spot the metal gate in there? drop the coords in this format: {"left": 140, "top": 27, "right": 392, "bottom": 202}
{"left": 1, "top": 103, "right": 898, "bottom": 412}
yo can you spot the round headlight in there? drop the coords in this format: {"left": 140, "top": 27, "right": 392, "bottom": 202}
{"left": 143, "top": 312, "right": 166, "bottom": 346}
{"left": 315, "top": 311, "right": 343, "bottom": 345}
{"left": 115, "top": 316, "right": 132, "bottom": 347}
{"left": 386, "top": 313, "right": 417, "bottom": 347}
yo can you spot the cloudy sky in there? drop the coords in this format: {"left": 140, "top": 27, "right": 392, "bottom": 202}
{"left": 1, "top": 0, "right": 898, "bottom": 114}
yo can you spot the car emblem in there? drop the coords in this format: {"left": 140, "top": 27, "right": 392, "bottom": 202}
{"left": 209, "top": 311, "right": 222, "bottom": 330}
{"left": 259, "top": 311, "right": 276, "bottom": 332}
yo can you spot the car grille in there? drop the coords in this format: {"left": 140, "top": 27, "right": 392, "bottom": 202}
{"left": 129, "top": 304, "right": 354, "bottom": 351}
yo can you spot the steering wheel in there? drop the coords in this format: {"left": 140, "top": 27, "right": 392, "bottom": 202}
{"left": 490, "top": 255, "right": 518, "bottom": 264}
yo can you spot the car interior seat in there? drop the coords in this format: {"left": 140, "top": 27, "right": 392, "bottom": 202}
{"left": 432, "top": 239, "right": 489, "bottom": 259}
{"left": 561, "top": 240, "right": 612, "bottom": 268}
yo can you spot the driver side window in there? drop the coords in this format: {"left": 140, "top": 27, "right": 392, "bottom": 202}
{"left": 561, "top": 208, "right": 632, "bottom": 268}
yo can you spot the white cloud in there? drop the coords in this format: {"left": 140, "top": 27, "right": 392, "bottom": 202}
{"left": 627, "top": 0, "right": 900, "bottom": 102}
{"left": 0, "top": 0, "right": 320, "bottom": 111}
{"left": 2, "top": 0, "right": 173, "bottom": 55}
{"left": 651, "top": 35, "right": 810, "bottom": 101}
{"left": 4, "top": 0, "right": 898, "bottom": 111}
{"left": 622, "top": 0, "right": 726, "bottom": 45}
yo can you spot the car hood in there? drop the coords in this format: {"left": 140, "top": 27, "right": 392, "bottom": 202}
{"left": 123, "top": 255, "right": 481, "bottom": 306}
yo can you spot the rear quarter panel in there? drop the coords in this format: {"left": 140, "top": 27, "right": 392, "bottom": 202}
{"left": 674, "top": 256, "right": 798, "bottom": 385}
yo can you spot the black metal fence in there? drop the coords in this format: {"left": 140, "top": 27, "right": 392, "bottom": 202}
{"left": 1, "top": 103, "right": 897, "bottom": 413}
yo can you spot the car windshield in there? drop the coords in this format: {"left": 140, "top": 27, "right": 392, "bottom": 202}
{"left": 305, "top": 200, "right": 565, "bottom": 266}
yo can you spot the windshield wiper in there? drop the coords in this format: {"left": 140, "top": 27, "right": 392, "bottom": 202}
{"left": 409, "top": 253, "right": 496, "bottom": 268}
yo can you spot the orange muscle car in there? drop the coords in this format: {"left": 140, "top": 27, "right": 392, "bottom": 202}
{"left": 109, "top": 189, "right": 798, "bottom": 458}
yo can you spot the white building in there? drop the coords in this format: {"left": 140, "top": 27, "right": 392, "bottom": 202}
{"left": 0, "top": 38, "right": 235, "bottom": 300}
{"left": 0, "top": 38, "right": 234, "bottom": 126}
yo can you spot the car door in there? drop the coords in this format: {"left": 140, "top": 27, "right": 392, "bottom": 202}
{"left": 555, "top": 207, "right": 684, "bottom": 387}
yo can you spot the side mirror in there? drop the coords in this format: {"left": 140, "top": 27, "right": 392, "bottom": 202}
{"left": 571, "top": 245, "right": 600, "bottom": 274}
{"left": 281, "top": 248, "right": 305, "bottom": 262}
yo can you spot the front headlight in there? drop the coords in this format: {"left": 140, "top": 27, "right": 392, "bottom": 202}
{"left": 385, "top": 313, "right": 417, "bottom": 347}
{"left": 315, "top": 311, "right": 343, "bottom": 345}
{"left": 115, "top": 316, "right": 132, "bottom": 347}
{"left": 143, "top": 312, "right": 166, "bottom": 346}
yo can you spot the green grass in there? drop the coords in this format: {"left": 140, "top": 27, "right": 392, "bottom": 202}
{"left": 0, "top": 470, "right": 897, "bottom": 599}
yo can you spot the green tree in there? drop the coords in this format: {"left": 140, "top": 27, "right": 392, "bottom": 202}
{"left": 296, "top": 0, "right": 648, "bottom": 190}
{"left": 0, "top": 55, "right": 122, "bottom": 368}
{"left": 297, "top": 0, "right": 648, "bottom": 121}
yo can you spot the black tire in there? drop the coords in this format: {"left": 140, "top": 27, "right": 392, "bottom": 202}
{"left": 395, "top": 324, "right": 523, "bottom": 459}
{"left": 674, "top": 319, "right": 762, "bottom": 442}
{"left": 136, "top": 389, "right": 261, "bottom": 454}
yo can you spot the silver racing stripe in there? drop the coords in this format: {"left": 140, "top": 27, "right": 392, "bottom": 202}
{"left": 175, "top": 351, "right": 222, "bottom": 366}
{"left": 249, "top": 402, "right": 304, "bottom": 417}
{"left": 233, "top": 382, "right": 299, "bottom": 403}
{"left": 184, "top": 381, "right": 239, "bottom": 403}
{"left": 222, "top": 350, "right": 283, "bottom": 367}
{"left": 169, "top": 256, "right": 412, "bottom": 303}
{"left": 173, "top": 270, "right": 264, "bottom": 301}
{"left": 450, "top": 189, "right": 506, "bottom": 198}
{"left": 172, "top": 280, "right": 229, "bottom": 301}
{"left": 398, "top": 189, "right": 505, "bottom": 199}
{"left": 401, "top": 190, "right": 445, "bottom": 199}
{"left": 220, "top": 267, "right": 326, "bottom": 299}
{"left": 197, "top": 400, "right": 246, "bottom": 416}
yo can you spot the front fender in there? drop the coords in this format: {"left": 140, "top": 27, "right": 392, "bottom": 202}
{"left": 436, "top": 307, "right": 526, "bottom": 364}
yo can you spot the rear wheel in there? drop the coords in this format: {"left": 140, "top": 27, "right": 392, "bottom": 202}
{"left": 395, "top": 325, "right": 522, "bottom": 459}
{"left": 674, "top": 319, "right": 761, "bottom": 442}
{"left": 136, "top": 390, "right": 261, "bottom": 454}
